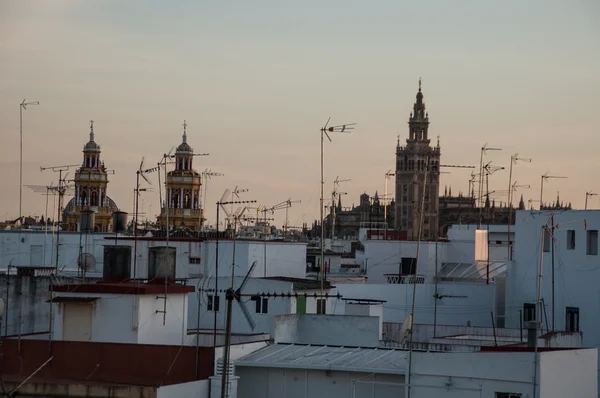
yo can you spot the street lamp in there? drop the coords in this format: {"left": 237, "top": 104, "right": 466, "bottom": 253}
{"left": 19, "top": 99, "right": 40, "bottom": 226}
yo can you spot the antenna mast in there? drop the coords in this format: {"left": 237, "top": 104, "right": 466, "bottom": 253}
{"left": 331, "top": 177, "right": 349, "bottom": 241}
{"left": 319, "top": 119, "right": 355, "bottom": 300}
{"left": 40, "top": 164, "right": 78, "bottom": 272}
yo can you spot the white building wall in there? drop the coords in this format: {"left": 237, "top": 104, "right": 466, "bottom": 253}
{"left": 137, "top": 293, "right": 188, "bottom": 345}
{"left": 202, "top": 241, "right": 307, "bottom": 280}
{"left": 51, "top": 293, "right": 137, "bottom": 343}
{"left": 365, "top": 238, "right": 478, "bottom": 284}
{"left": 51, "top": 292, "right": 188, "bottom": 345}
{"left": 237, "top": 368, "right": 404, "bottom": 398}
{"left": 411, "top": 351, "right": 534, "bottom": 397}
{"left": 539, "top": 349, "right": 598, "bottom": 398}
{"left": 157, "top": 380, "right": 209, "bottom": 398}
{"left": 508, "top": 210, "right": 600, "bottom": 383}
{"left": 0, "top": 231, "right": 111, "bottom": 269}
{"left": 333, "top": 283, "right": 495, "bottom": 327}
{"left": 188, "top": 277, "right": 294, "bottom": 335}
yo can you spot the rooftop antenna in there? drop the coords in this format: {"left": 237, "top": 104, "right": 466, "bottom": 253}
{"left": 585, "top": 191, "right": 597, "bottom": 210}
{"left": 384, "top": 170, "right": 395, "bottom": 225}
{"left": 506, "top": 154, "right": 532, "bottom": 259}
{"left": 319, "top": 118, "right": 355, "bottom": 298}
{"left": 331, "top": 177, "right": 350, "bottom": 241}
{"left": 477, "top": 144, "right": 502, "bottom": 226}
{"left": 19, "top": 99, "right": 40, "bottom": 228}
{"left": 540, "top": 173, "right": 567, "bottom": 210}
{"left": 133, "top": 157, "right": 152, "bottom": 280}
{"left": 213, "top": 194, "right": 256, "bottom": 348}
{"left": 156, "top": 146, "right": 175, "bottom": 215}
{"left": 201, "top": 169, "right": 224, "bottom": 227}
{"left": 40, "top": 164, "right": 79, "bottom": 272}
{"left": 218, "top": 262, "right": 342, "bottom": 398}
{"left": 26, "top": 183, "right": 73, "bottom": 266}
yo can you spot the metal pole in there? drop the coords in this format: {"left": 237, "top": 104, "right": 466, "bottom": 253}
{"left": 586, "top": 194, "right": 589, "bottom": 210}
{"left": 507, "top": 156, "right": 514, "bottom": 260}
{"left": 477, "top": 148, "right": 484, "bottom": 227}
{"left": 320, "top": 129, "right": 325, "bottom": 297}
{"left": 195, "top": 279, "right": 202, "bottom": 380}
{"left": 264, "top": 209, "right": 267, "bottom": 277}
{"left": 407, "top": 156, "right": 429, "bottom": 398}
{"left": 551, "top": 215, "right": 555, "bottom": 331}
{"left": 55, "top": 170, "right": 62, "bottom": 272}
{"left": 537, "top": 225, "right": 546, "bottom": 325}
{"left": 519, "top": 309, "right": 523, "bottom": 342}
{"left": 221, "top": 288, "right": 234, "bottom": 398}
{"left": 5, "top": 262, "right": 10, "bottom": 336}
{"left": 133, "top": 172, "right": 139, "bottom": 279}
{"left": 539, "top": 176, "right": 544, "bottom": 210}
{"left": 213, "top": 203, "right": 220, "bottom": 348}
{"left": 19, "top": 104, "right": 23, "bottom": 226}
{"left": 433, "top": 236, "right": 438, "bottom": 338}
{"left": 486, "top": 171, "right": 490, "bottom": 285}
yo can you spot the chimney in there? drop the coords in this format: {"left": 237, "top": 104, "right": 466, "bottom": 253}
{"left": 525, "top": 321, "right": 541, "bottom": 348}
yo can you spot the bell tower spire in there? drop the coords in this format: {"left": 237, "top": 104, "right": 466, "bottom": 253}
{"left": 408, "top": 79, "right": 430, "bottom": 141}
{"left": 395, "top": 79, "right": 441, "bottom": 239}
{"left": 89, "top": 120, "right": 95, "bottom": 142}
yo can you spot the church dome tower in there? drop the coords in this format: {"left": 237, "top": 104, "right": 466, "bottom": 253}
{"left": 157, "top": 121, "right": 203, "bottom": 230}
{"left": 63, "top": 121, "right": 121, "bottom": 232}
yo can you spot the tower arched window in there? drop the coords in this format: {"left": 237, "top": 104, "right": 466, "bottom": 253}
{"left": 91, "top": 191, "right": 98, "bottom": 206}
{"left": 80, "top": 190, "right": 88, "bottom": 206}
{"left": 172, "top": 191, "right": 180, "bottom": 208}
{"left": 184, "top": 193, "right": 190, "bottom": 208}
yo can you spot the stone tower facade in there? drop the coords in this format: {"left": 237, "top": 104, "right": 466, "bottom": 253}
{"left": 63, "top": 121, "right": 120, "bottom": 232}
{"left": 394, "top": 81, "right": 441, "bottom": 239}
{"left": 158, "top": 122, "right": 203, "bottom": 230}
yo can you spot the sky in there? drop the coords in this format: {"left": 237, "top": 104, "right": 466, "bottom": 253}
{"left": 1, "top": 0, "right": 599, "bottom": 228}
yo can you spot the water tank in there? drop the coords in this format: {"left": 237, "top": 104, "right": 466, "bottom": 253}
{"left": 112, "top": 211, "right": 128, "bottom": 233}
{"left": 103, "top": 245, "right": 132, "bottom": 282}
{"left": 80, "top": 210, "right": 95, "bottom": 233}
{"left": 148, "top": 246, "right": 176, "bottom": 281}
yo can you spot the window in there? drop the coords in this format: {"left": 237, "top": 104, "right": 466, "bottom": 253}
{"left": 401, "top": 257, "right": 417, "bottom": 275}
{"left": 495, "top": 393, "right": 522, "bottom": 398}
{"left": 252, "top": 296, "right": 269, "bottom": 314}
{"left": 567, "top": 230, "right": 576, "bottom": 250}
{"left": 317, "top": 299, "right": 326, "bottom": 314}
{"left": 543, "top": 228, "right": 551, "bottom": 252}
{"left": 207, "top": 294, "right": 220, "bottom": 312}
{"left": 523, "top": 303, "right": 536, "bottom": 322}
{"left": 587, "top": 230, "right": 598, "bottom": 255}
{"left": 566, "top": 307, "right": 580, "bottom": 332}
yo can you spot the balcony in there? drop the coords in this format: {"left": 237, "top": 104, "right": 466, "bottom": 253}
{"left": 384, "top": 274, "right": 425, "bottom": 284}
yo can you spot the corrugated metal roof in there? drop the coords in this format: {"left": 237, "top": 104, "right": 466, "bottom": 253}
{"left": 235, "top": 343, "right": 407, "bottom": 374}
{"left": 437, "top": 260, "right": 507, "bottom": 282}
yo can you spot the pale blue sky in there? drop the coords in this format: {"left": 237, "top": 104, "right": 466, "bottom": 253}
{"left": 1, "top": 0, "right": 599, "bottom": 226}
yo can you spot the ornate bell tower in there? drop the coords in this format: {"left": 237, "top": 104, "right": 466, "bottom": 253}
{"left": 158, "top": 121, "right": 203, "bottom": 230}
{"left": 395, "top": 80, "right": 441, "bottom": 239}
{"left": 64, "top": 121, "right": 120, "bottom": 232}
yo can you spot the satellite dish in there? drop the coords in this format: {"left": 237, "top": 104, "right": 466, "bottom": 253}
{"left": 0, "top": 297, "right": 5, "bottom": 318}
{"left": 77, "top": 253, "right": 97, "bottom": 271}
{"left": 399, "top": 313, "right": 413, "bottom": 346}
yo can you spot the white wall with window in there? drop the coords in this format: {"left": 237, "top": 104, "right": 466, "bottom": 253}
{"left": 188, "top": 277, "right": 335, "bottom": 335}
{"left": 507, "top": 210, "right": 600, "bottom": 383}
